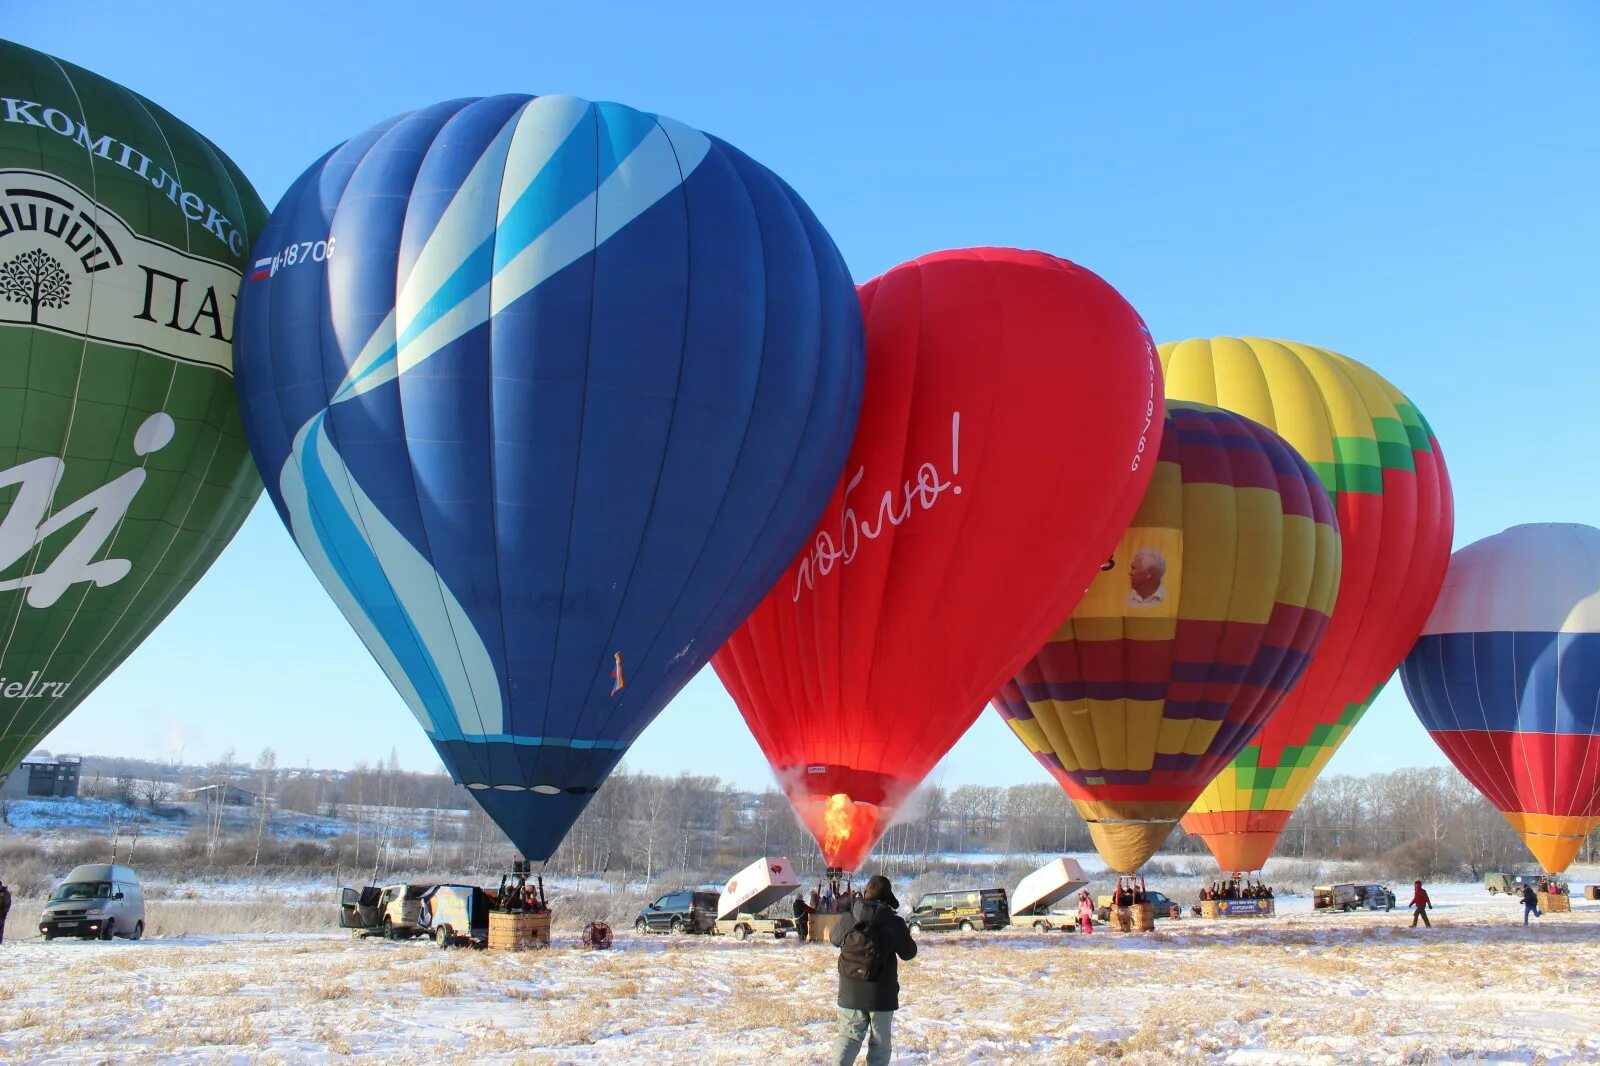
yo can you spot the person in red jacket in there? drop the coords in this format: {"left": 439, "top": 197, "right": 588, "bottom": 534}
{"left": 1409, "top": 880, "right": 1432, "bottom": 928}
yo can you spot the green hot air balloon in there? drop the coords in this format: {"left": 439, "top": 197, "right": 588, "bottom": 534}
{"left": 0, "top": 40, "right": 264, "bottom": 783}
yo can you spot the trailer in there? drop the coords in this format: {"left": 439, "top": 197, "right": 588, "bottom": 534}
{"left": 1009, "top": 857, "right": 1090, "bottom": 931}
{"left": 422, "top": 884, "right": 496, "bottom": 949}
{"left": 712, "top": 857, "right": 800, "bottom": 939}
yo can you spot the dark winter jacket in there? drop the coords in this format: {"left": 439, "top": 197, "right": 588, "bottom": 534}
{"left": 830, "top": 898, "right": 917, "bottom": 1011}
{"left": 0, "top": 886, "right": 10, "bottom": 918}
{"left": 1522, "top": 886, "right": 1539, "bottom": 908}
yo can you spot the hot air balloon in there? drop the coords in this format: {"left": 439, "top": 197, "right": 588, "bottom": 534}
{"left": 713, "top": 247, "right": 1162, "bottom": 872}
{"left": 233, "top": 95, "right": 863, "bottom": 861}
{"left": 0, "top": 41, "right": 265, "bottom": 783}
{"left": 1163, "top": 338, "right": 1452, "bottom": 873}
{"left": 1400, "top": 524, "right": 1600, "bottom": 874}
{"left": 994, "top": 402, "right": 1342, "bottom": 873}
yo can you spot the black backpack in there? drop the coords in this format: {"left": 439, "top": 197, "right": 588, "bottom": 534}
{"left": 837, "top": 919, "right": 884, "bottom": 982}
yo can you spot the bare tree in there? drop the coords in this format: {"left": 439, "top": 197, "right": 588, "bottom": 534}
{"left": 206, "top": 747, "right": 237, "bottom": 859}
{"left": 252, "top": 748, "right": 278, "bottom": 868}
{"left": 137, "top": 778, "right": 174, "bottom": 812}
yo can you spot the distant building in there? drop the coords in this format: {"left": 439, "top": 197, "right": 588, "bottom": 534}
{"left": 185, "top": 783, "right": 258, "bottom": 807}
{"left": 0, "top": 754, "right": 82, "bottom": 799}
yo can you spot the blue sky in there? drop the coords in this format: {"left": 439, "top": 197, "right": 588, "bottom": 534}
{"left": 16, "top": 3, "right": 1600, "bottom": 789}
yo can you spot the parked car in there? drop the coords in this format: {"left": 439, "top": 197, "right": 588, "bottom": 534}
{"left": 634, "top": 890, "right": 720, "bottom": 934}
{"left": 340, "top": 882, "right": 498, "bottom": 945}
{"left": 1096, "top": 890, "right": 1181, "bottom": 922}
{"left": 1312, "top": 883, "right": 1395, "bottom": 911}
{"left": 908, "top": 888, "right": 1009, "bottom": 932}
{"left": 713, "top": 911, "right": 796, "bottom": 940}
{"left": 340, "top": 883, "right": 430, "bottom": 939}
{"left": 1484, "top": 872, "right": 1542, "bottom": 895}
{"left": 39, "top": 863, "right": 145, "bottom": 941}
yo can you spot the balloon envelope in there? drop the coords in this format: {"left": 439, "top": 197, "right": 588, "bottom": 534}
{"left": 234, "top": 95, "right": 863, "bottom": 860}
{"left": 0, "top": 41, "right": 265, "bottom": 781}
{"left": 1400, "top": 524, "right": 1600, "bottom": 874}
{"left": 714, "top": 248, "right": 1162, "bottom": 871}
{"left": 995, "top": 402, "right": 1341, "bottom": 873}
{"left": 1163, "top": 338, "right": 1453, "bottom": 873}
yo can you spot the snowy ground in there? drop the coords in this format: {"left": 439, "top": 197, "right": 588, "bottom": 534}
{"left": 2, "top": 881, "right": 1598, "bottom": 1064}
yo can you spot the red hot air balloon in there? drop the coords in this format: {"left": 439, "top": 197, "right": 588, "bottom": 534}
{"left": 713, "top": 248, "right": 1162, "bottom": 871}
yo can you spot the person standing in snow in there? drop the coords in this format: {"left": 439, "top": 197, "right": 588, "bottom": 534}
{"left": 0, "top": 879, "right": 10, "bottom": 945}
{"left": 829, "top": 874, "right": 917, "bottom": 1066}
{"left": 1408, "top": 880, "right": 1431, "bottom": 927}
{"left": 1076, "top": 890, "right": 1094, "bottom": 934}
{"left": 1521, "top": 883, "right": 1541, "bottom": 925}
{"left": 793, "top": 891, "right": 812, "bottom": 942}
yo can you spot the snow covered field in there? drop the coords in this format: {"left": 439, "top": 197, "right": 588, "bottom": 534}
{"left": 2, "top": 881, "right": 1597, "bottom": 1064}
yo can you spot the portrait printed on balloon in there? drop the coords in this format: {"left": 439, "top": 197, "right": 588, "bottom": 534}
{"left": 1080, "top": 530, "right": 1182, "bottom": 620}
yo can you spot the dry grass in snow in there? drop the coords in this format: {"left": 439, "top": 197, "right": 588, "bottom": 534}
{"left": 2, "top": 885, "right": 1599, "bottom": 1064}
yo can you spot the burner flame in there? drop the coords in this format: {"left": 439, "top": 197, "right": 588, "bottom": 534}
{"left": 823, "top": 793, "right": 855, "bottom": 857}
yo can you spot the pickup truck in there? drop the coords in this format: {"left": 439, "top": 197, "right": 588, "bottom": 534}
{"left": 1096, "top": 890, "right": 1181, "bottom": 922}
{"left": 713, "top": 911, "right": 796, "bottom": 940}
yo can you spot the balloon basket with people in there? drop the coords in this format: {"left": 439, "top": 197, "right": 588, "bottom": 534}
{"left": 1537, "top": 879, "right": 1571, "bottom": 915}
{"left": 486, "top": 861, "right": 552, "bottom": 952}
{"left": 805, "top": 868, "right": 862, "bottom": 944}
{"left": 1102, "top": 875, "right": 1156, "bottom": 932}
{"left": 1197, "top": 874, "right": 1277, "bottom": 919}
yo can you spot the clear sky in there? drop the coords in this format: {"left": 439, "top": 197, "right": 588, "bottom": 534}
{"left": 14, "top": 3, "right": 1600, "bottom": 790}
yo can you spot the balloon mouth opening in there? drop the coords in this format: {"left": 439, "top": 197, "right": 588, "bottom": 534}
{"left": 795, "top": 793, "right": 887, "bottom": 872}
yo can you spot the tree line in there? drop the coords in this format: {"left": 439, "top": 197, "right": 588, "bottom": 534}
{"left": 49, "top": 750, "right": 1600, "bottom": 884}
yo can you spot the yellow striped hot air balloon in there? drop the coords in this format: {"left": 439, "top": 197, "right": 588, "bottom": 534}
{"left": 1161, "top": 338, "right": 1453, "bottom": 874}
{"left": 994, "top": 402, "right": 1341, "bottom": 873}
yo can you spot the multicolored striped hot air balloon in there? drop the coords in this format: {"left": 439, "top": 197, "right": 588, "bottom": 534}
{"left": 994, "top": 402, "right": 1341, "bottom": 873}
{"left": 1400, "top": 524, "right": 1600, "bottom": 874}
{"left": 1163, "top": 338, "right": 1452, "bottom": 873}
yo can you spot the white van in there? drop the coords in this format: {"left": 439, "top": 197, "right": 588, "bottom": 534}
{"left": 39, "top": 863, "right": 146, "bottom": 940}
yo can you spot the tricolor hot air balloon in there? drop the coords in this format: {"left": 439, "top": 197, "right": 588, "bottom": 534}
{"left": 1163, "top": 338, "right": 1453, "bottom": 873}
{"left": 233, "top": 95, "right": 863, "bottom": 862}
{"left": 0, "top": 41, "right": 265, "bottom": 783}
{"left": 1400, "top": 524, "right": 1600, "bottom": 874}
{"left": 713, "top": 248, "right": 1162, "bottom": 872}
{"left": 994, "top": 402, "right": 1341, "bottom": 873}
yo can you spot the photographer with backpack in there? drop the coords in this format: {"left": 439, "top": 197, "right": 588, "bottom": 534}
{"left": 829, "top": 874, "right": 918, "bottom": 1066}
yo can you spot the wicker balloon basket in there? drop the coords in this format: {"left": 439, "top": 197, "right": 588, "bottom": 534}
{"left": 488, "top": 911, "right": 552, "bottom": 951}
{"left": 809, "top": 912, "right": 847, "bottom": 944}
{"left": 1539, "top": 891, "right": 1571, "bottom": 914}
{"left": 1109, "top": 904, "right": 1155, "bottom": 932}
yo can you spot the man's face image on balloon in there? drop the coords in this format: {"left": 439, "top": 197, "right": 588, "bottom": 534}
{"left": 1128, "top": 547, "right": 1167, "bottom": 607}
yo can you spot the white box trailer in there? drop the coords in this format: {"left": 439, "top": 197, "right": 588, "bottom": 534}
{"left": 1011, "top": 857, "right": 1090, "bottom": 929}
{"left": 718, "top": 856, "right": 800, "bottom": 921}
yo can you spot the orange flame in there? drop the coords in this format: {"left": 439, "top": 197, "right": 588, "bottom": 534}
{"left": 823, "top": 793, "right": 855, "bottom": 858}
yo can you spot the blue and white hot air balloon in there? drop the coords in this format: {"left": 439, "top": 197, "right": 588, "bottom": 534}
{"left": 233, "top": 95, "right": 864, "bottom": 860}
